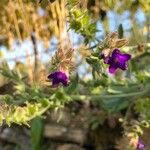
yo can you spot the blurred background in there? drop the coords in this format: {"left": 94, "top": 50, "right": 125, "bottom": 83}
{"left": 0, "top": 0, "right": 150, "bottom": 150}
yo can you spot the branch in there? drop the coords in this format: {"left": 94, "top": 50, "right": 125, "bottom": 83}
{"left": 71, "top": 84, "right": 150, "bottom": 101}
{"left": 31, "top": 32, "right": 38, "bottom": 81}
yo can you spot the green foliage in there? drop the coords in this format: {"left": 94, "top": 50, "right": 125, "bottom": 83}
{"left": 50, "top": 88, "right": 72, "bottom": 110}
{"left": 2, "top": 94, "right": 14, "bottom": 104}
{"left": 90, "top": 114, "right": 106, "bottom": 130}
{"left": 134, "top": 98, "right": 150, "bottom": 120}
{"left": 65, "top": 74, "right": 79, "bottom": 94}
{"left": 31, "top": 117, "right": 44, "bottom": 150}
{"left": 118, "top": 24, "right": 124, "bottom": 38}
{"left": 0, "top": 62, "right": 22, "bottom": 83}
{"left": 0, "top": 99, "right": 50, "bottom": 126}
{"left": 0, "top": 3, "right": 149, "bottom": 149}
{"left": 69, "top": 7, "right": 97, "bottom": 44}
{"left": 0, "top": 63, "right": 72, "bottom": 125}
{"left": 100, "top": 98, "right": 129, "bottom": 113}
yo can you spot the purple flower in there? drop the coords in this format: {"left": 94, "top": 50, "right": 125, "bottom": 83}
{"left": 104, "top": 49, "right": 131, "bottom": 74}
{"left": 48, "top": 71, "right": 68, "bottom": 87}
{"left": 137, "top": 139, "right": 145, "bottom": 150}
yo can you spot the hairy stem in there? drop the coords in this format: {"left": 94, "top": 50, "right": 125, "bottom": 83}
{"left": 71, "top": 84, "right": 150, "bottom": 101}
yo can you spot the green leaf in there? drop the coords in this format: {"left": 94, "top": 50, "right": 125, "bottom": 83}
{"left": 40, "top": 98, "right": 50, "bottom": 107}
{"left": 0, "top": 62, "right": 21, "bottom": 83}
{"left": 70, "top": 20, "right": 82, "bottom": 31}
{"left": 118, "top": 24, "right": 124, "bottom": 38}
{"left": 2, "top": 95, "right": 14, "bottom": 104}
{"left": 72, "top": 9, "right": 83, "bottom": 18}
{"left": 100, "top": 98, "right": 129, "bottom": 113}
{"left": 81, "top": 15, "right": 90, "bottom": 26}
{"left": 107, "top": 87, "right": 123, "bottom": 94}
{"left": 65, "top": 74, "right": 79, "bottom": 94}
{"left": 91, "top": 121, "right": 100, "bottom": 130}
{"left": 31, "top": 117, "right": 44, "bottom": 150}
{"left": 67, "top": 0, "right": 78, "bottom": 7}
{"left": 87, "top": 23, "right": 97, "bottom": 34}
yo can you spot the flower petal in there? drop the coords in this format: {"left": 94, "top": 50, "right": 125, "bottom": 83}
{"left": 104, "top": 57, "right": 110, "bottom": 64}
{"left": 112, "top": 49, "right": 131, "bottom": 62}
{"left": 61, "top": 80, "right": 68, "bottom": 86}
{"left": 111, "top": 49, "right": 120, "bottom": 58}
{"left": 118, "top": 53, "right": 131, "bottom": 62}
{"left": 137, "top": 139, "right": 145, "bottom": 150}
{"left": 105, "top": 48, "right": 131, "bottom": 73}
{"left": 52, "top": 79, "right": 59, "bottom": 86}
{"left": 109, "top": 65, "right": 118, "bottom": 74}
{"left": 47, "top": 72, "right": 54, "bottom": 79}
{"left": 47, "top": 71, "right": 68, "bottom": 87}
{"left": 122, "top": 53, "right": 131, "bottom": 61}
{"left": 117, "top": 62, "right": 127, "bottom": 70}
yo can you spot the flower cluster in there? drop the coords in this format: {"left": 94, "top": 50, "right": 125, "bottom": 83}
{"left": 47, "top": 48, "right": 74, "bottom": 87}
{"left": 47, "top": 32, "right": 132, "bottom": 87}
{"left": 102, "top": 48, "right": 131, "bottom": 74}
{"left": 99, "top": 32, "right": 131, "bottom": 74}
{"left": 47, "top": 71, "right": 68, "bottom": 87}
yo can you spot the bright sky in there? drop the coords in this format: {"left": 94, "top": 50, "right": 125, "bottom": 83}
{"left": 0, "top": 8, "right": 146, "bottom": 72}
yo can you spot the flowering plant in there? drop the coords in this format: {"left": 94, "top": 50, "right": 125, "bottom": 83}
{"left": 0, "top": 0, "right": 149, "bottom": 149}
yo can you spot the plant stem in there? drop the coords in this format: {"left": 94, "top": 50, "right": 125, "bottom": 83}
{"left": 31, "top": 32, "right": 38, "bottom": 81}
{"left": 71, "top": 84, "right": 150, "bottom": 101}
